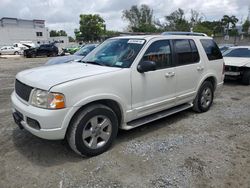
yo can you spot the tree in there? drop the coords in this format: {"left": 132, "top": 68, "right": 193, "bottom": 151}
{"left": 122, "top": 4, "right": 156, "bottom": 32}
{"left": 194, "top": 21, "right": 223, "bottom": 36}
{"left": 164, "top": 8, "right": 190, "bottom": 31}
{"left": 78, "top": 14, "right": 105, "bottom": 41}
{"left": 58, "top": 30, "right": 67, "bottom": 36}
{"left": 242, "top": 19, "right": 250, "bottom": 34}
{"left": 104, "top": 30, "right": 120, "bottom": 38}
{"left": 193, "top": 24, "right": 213, "bottom": 36}
{"left": 190, "top": 9, "right": 204, "bottom": 27}
{"left": 50, "top": 30, "right": 67, "bottom": 37}
{"left": 50, "top": 30, "right": 59, "bottom": 37}
{"left": 221, "top": 15, "right": 238, "bottom": 35}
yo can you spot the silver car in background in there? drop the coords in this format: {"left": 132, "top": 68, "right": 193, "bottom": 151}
{"left": 0, "top": 46, "right": 22, "bottom": 55}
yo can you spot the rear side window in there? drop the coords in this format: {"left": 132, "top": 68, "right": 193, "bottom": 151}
{"left": 200, "top": 39, "right": 222, "bottom": 60}
{"left": 173, "top": 39, "right": 200, "bottom": 66}
{"left": 190, "top": 40, "right": 200, "bottom": 62}
{"left": 142, "top": 40, "right": 172, "bottom": 70}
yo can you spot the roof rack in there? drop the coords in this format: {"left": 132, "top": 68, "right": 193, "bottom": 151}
{"left": 161, "top": 31, "right": 207, "bottom": 37}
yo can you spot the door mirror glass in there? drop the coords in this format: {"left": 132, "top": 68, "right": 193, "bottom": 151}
{"left": 137, "top": 61, "right": 156, "bottom": 73}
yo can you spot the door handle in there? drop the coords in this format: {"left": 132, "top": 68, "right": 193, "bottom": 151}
{"left": 165, "top": 72, "right": 175, "bottom": 78}
{"left": 197, "top": 66, "right": 204, "bottom": 71}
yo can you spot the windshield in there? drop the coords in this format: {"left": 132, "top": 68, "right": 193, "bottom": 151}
{"left": 223, "top": 48, "right": 250, "bottom": 58}
{"left": 82, "top": 38, "right": 145, "bottom": 68}
{"left": 74, "top": 44, "right": 96, "bottom": 56}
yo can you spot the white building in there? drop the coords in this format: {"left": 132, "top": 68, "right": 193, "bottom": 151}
{"left": 0, "top": 17, "right": 49, "bottom": 46}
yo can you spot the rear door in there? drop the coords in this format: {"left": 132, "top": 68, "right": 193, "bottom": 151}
{"left": 173, "top": 39, "right": 205, "bottom": 105}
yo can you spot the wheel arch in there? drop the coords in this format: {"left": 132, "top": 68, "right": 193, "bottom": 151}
{"left": 65, "top": 98, "right": 124, "bottom": 138}
{"left": 197, "top": 74, "right": 217, "bottom": 92}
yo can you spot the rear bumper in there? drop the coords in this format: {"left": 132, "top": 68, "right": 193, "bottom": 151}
{"left": 11, "top": 92, "right": 69, "bottom": 140}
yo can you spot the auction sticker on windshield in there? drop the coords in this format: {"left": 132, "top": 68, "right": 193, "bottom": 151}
{"left": 127, "top": 39, "right": 145, "bottom": 44}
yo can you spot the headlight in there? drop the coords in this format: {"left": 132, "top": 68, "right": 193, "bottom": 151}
{"left": 31, "top": 89, "right": 65, "bottom": 109}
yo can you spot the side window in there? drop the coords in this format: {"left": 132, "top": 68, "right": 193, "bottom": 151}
{"left": 190, "top": 40, "right": 200, "bottom": 62}
{"left": 142, "top": 40, "right": 172, "bottom": 70}
{"left": 174, "top": 39, "right": 199, "bottom": 66}
{"left": 200, "top": 39, "right": 222, "bottom": 61}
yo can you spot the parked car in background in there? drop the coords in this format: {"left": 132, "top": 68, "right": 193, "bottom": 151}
{"left": 0, "top": 46, "right": 21, "bottom": 55}
{"left": 223, "top": 46, "right": 250, "bottom": 85}
{"left": 46, "top": 44, "right": 98, "bottom": 65}
{"left": 13, "top": 42, "right": 36, "bottom": 51}
{"left": 24, "top": 44, "right": 58, "bottom": 58}
{"left": 11, "top": 35, "right": 224, "bottom": 156}
{"left": 62, "top": 45, "right": 82, "bottom": 55}
{"left": 219, "top": 44, "right": 234, "bottom": 53}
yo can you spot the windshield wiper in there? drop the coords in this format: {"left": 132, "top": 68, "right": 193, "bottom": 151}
{"left": 82, "top": 61, "right": 103, "bottom": 66}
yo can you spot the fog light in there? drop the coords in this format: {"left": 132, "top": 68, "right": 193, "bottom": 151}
{"left": 27, "top": 117, "right": 41, "bottom": 130}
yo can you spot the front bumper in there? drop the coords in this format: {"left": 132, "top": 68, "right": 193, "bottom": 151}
{"left": 11, "top": 92, "right": 69, "bottom": 140}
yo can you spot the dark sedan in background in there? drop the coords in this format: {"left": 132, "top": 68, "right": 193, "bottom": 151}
{"left": 45, "top": 44, "right": 98, "bottom": 65}
{"left": 24, "top": 44, "right": 58, "bottom": 58}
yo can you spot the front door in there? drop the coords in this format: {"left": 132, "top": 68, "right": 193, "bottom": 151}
{"left": 131, "top": 39, "right": 176, "bottom": 118}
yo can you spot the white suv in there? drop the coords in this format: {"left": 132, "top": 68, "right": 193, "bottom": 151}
{"left": 11, "top": 35, "right": 224, "bottom": 156}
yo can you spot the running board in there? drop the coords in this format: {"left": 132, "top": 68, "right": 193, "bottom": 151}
{"left": 125, "top": 103, "right": 193, "bottom": 130}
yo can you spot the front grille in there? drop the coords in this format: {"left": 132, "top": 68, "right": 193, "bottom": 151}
{"left": 15, "top": 79, "right": 33, "bottom": 102}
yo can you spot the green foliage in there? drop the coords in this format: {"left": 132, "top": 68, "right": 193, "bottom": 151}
{"left": 242, "top": 19, "right": 250, "bottom": 33}
{"left": 77, "top": 14, "right": 105, "bottom": 41}
{"left": 194, "top": 21, "right": 223, "bottom": 36}
{"left": 221, "top": 15, "right": 238, "bottom": 29}
{"left": 50, "top": 30, "right": 67, "bottom": 37}
{"left": 155, "top": 8, "right": 191, "bottom": 32}
{"left": 122, "top": 4, "right": 157, "bottom": 32}
{"left": 193, "top": 24, "right": 213, "bottom": 36}
{"left": 164, "top": 8, "right": 190, "bottom": 31}
{"left": 104, "top": 30, "right": 120, "bottom": 38}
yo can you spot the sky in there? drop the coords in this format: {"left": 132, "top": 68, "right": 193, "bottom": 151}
{"left": 0, "top": 0, "right": 249, "bottom": 36}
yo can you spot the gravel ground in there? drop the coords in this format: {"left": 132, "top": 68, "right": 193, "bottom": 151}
{"left": 0, "top": 56, "right": 250, "bottom": 188}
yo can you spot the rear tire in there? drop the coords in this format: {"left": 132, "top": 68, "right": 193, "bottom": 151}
{"left": 193, "top": 81, "right": 214, "bottom": 113}
{"left": 14, "top": 51, "right": 19, "bottom": 55}
{"left": 242, "top": 70, "right": 250, "bottom": 85}
{"left": 67, "top": 104, "right": 118, "bottom": 157}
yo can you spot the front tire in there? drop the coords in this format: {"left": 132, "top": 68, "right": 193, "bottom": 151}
{"left": 242, "top": 70, "right": 250, "bottom": 85}
{"left": 14, "top": 51, "right": 19, "bottom": 55}
{"left": 67, "top": 104, "right": 118, "bottom": 157}
{"left": 193, "top": 81, "right": 214, "bottom": 113}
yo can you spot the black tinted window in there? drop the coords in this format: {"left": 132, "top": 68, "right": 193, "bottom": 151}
{"left": 174, "top": 39, "right": 198, "bottom": 65}
{"left": 143, "top": 40, "right": 172, "bottom": 69}
{"left": 200, "top": 39, "right": 222, "bottom": 60}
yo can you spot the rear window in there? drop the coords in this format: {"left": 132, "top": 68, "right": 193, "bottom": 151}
{"left": 173, "top": 39, "right": 200, "bottom": 66}
{"left": 200, "top": 39, "right": 222, "bottom": 61}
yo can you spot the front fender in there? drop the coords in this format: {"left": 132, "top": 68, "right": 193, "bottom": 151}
{"left": 60, "top": 94, "right": 127, "bottom": 131}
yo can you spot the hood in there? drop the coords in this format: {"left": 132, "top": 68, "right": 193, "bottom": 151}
{"left": 45, "top": 55, "right": 83, "bottom": 65}
{"left": 16, "top": 62, "right": 121, "bottom": 90}
{"left": 224, "top": 57, "right": 250, "bottom": 67}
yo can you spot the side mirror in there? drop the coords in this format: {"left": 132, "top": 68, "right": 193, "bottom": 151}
{"left": 137, "top": 61, "right": 156, "bottom": 73}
